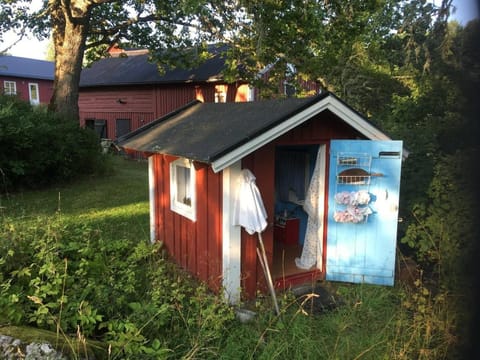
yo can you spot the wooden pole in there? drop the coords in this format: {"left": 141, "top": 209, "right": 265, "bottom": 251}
{"left": 257, "top": 232, "right": 280, "bottom": 316}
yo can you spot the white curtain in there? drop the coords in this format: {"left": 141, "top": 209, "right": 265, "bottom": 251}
{"left": 295, "top": 146, "right": 325, "bottom": 270}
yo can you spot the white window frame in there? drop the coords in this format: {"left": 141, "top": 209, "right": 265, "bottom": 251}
{"left": 28, "top": 83, "right": 40, "bottom": 105}
{"left": 170, "top": 158, "right": 196, "bottom": 221}
{"left": 3, "top": 81, "right": 16, "bottom": 95}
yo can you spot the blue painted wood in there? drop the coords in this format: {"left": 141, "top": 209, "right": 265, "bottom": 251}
{"left": 326, "top": 140, "right": 403, "bottom": 286}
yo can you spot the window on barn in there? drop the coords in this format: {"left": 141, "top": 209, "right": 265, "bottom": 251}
{"left": 3, "top": 81, "right": 16, "bottom": 95}
{"left": 170, "top": 158, "right": 196, "bottom": 221}
{"left": 115, "top": 118, "right": 131, "bottom": 138}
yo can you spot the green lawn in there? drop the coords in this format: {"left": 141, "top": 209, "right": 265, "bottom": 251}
{"left": 0, "top": 156, "right": 458, "bottom": 359}
{"left": 2, "top": 156, "right": 150, "bottom": 240}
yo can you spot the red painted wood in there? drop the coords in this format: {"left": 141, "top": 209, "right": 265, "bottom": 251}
{"left": 274, "top": 270, "right": 322, "bottom": 290}
{"left": 0, "top": 76, "right": 53, "bottom": 105}
{"left": 239, "top": 156, "right": 258, "bottom": 299}
{"left": 195, "top": 166, "right": 209, "bottom": 280}
{"left": 162, "top": 155, "right": 175, "bottom": 256}
{"left": 152, "top": 155, "right": 224, "bottom": 292}
{"left": 248, "top": 143, "right": 276, "bottom": 296}
{"left": 79, "top": 82, "right": 249, "bottom": 140}
{"left": 206, "top": 167, "right": 222, "bottom": 291}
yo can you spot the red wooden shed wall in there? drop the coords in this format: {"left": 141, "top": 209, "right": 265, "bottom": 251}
{"left": 150, "top": 153, "right": 224, "bottom": 291}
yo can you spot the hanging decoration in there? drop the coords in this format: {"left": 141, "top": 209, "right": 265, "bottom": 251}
{"left": 333, "top": 190, "right": 372, "bottom": 223}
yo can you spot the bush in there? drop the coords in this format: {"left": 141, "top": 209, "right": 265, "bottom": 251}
{"left": 0, "top": 95, "right": 106, "bottom": 191}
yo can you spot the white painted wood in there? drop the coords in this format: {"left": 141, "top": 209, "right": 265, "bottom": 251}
{"left": 148, "top": 156, "right": 156, "bottom": 244}
{"left": 222, "top": 161, "right": 242, "bottom": 304}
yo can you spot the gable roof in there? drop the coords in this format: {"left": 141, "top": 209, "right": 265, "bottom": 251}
{"left": 0, "top": 55, "right": 54, "bottom": 80}
{"left": 118, "top": 92, "right": 394, "bottom": 173}
{"left": 80, "top": 46, "right": 229, "bottom": 87}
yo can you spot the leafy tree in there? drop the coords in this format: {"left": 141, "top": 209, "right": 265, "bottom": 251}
{"left": 0, "top": 0, "right": 235, "bottom": 121}
{"left": 1, "top": 0, "right": 455, "bottom": 121}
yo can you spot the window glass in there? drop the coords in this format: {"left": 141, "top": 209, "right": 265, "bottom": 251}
{"left": 29, "top": 83, "right": 39, "bottom": 105}
{"left": 170, "top": 158, "right": 196, "bottom": 221}
{"left": 176, "top": 165, "right": 191, "bottom": 206}
{"left": 3, "top": 81, "right": 16, "bottom": 95}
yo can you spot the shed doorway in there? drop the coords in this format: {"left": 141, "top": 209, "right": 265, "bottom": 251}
{"left": 273, "top": 144, "right": 327, "bottom": 285}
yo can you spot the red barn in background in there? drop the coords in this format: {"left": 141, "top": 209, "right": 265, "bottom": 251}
{"left": 78, "top": 45, "right": 251, "bottom": 140}
{"left": 0, "top": 55, "right": 54, "bottom": 105}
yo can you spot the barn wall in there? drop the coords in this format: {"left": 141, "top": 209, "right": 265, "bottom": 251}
{"left": 151, "top": 154, "right": 224, "bottom": 291}
{"left": 0, "top": 76, "right": 53, "bottom": 105}
{"left": 79, "top": 83, "right": 249, "bottom": 140}
{"left": 240, "top": 110, "right": 365, "bottom": 299}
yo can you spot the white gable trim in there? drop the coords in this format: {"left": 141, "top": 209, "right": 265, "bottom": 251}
{"left": 211, "top": 94, "right": 390, "bottom": 173}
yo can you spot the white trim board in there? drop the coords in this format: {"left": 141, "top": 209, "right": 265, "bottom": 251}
{"left": 221, "top": 161, "right": 242, "bottom": 304}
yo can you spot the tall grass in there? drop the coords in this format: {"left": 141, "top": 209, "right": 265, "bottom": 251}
{"left": 0, "top": 156, "right": 462, "bottom": 359}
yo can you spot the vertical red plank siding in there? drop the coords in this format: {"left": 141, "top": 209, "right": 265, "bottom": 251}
{"left": 161, "top": 155, "right": 175, "bottom": 254}
{"left": 240, "top": 144, "right": 276, "bottom": 299}
{"left": 206, "top": 167, "right": 223, "bottom": 291}
{"left": 239, "top": 156, "right": 256, "bottom": 298}
{"left": 152, "top": 154, "right": 223, "bottom": 292}
{"left": 196, "top": 166, "right": 209, "bottom": 279}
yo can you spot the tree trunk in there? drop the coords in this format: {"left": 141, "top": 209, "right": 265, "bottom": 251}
{"left": 48, "top": 1, "right": 90, "bottom": 122}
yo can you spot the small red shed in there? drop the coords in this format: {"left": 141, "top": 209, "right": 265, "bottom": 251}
{"left": 118, "top": 92, "right": 404, "bottom": 302}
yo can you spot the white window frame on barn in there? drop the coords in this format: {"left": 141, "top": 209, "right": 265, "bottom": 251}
{"left": 170, "top": 158, "right": 196, "bottom": 221}
{"left": 3, "top": 81, "right": 16, "bottom": 95}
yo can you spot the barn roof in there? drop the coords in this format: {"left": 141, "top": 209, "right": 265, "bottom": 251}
{"left": 117, "top": 92, "right": 394, "bottom": 173}
{"left": 0, "top": 55, "right": 54, "bottom": 80}
{"left": 80, "top": 46, "right": 229, "bottom": 87}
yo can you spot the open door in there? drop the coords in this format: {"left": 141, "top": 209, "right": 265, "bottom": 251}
{"left": 326, "top": 140, "right": 403, "bottom": 286}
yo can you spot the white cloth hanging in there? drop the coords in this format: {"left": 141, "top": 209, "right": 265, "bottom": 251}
{"left": 295, "top": 147, "right": 325, "bottom": 270}
{"left": 233, "top": 169, "right": 268, "bottom": 235}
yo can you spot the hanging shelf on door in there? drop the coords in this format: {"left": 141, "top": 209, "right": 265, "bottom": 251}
{"left": 336, "top": 153, "right": 372, "bottom": 185}
{"left": 333, "top": 152, "right": 375, "bottom": 223}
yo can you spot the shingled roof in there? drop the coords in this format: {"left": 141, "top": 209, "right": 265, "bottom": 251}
{"left": 0, "top": 55, "right": 54, "bottom": 80}
{"left": 79, "top": 46, "right": 229, "bottom": 87}
{"left": 117, "top": 92, "right": 394, "bottom": 173}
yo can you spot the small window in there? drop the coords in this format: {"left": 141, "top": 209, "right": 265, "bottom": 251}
{"left": 170, "top": 158, "right": 196, "bottom": 221}
{"left": 214, "top": 85, "right": 227, "bottom": 103}
{"left": 115, "top": 118, "right": 131, "bottom": 138}
{"left": 3, "top": 81, "right": 16, "bottom": 95}
{"left": 29, "top": 83, "right": 39, "bottom": 105}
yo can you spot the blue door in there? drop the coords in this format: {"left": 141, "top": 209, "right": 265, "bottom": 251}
{"left": 326, "top": 140, "right": 403, "bottom": 286}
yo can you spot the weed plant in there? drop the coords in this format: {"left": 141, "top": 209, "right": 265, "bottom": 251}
{"left": 0, "top": 157, "right": 462, "bottom": 359}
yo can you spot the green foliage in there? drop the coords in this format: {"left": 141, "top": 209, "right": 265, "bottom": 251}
{"left": 0, "top": 95, "right": 107, "bottom": 191}
{"left": 401, "top": 150, "right": 477, "bottom": 288}
{"left": 0, "top": 156, "right": 465, "bottom": 358}
{"left": 0, "top": 158, "right": 236, "bottom": 358}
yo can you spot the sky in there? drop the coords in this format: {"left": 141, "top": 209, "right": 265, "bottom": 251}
{"left": 1, "top": 0, "right": 479, "bottom": 61}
